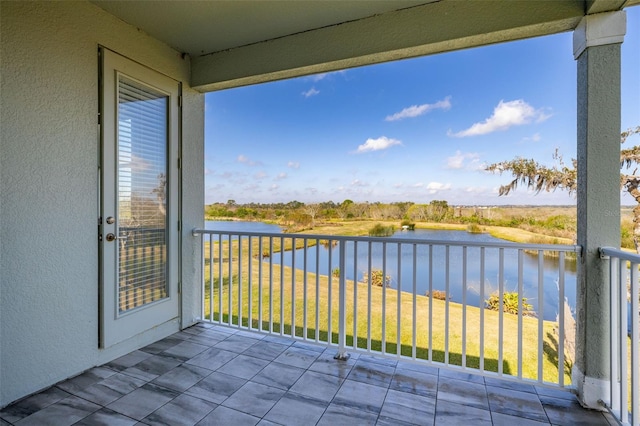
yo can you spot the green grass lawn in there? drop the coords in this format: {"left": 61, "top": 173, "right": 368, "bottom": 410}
{"left": 201, "top": 237, "right": 572, "bottom": 385}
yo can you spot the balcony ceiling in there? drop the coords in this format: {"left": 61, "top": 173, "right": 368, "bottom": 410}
{"left": 91, "top": 0, "right": 633, "bottom": 91}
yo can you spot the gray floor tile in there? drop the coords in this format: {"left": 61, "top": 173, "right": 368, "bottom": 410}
{"left": 56, "top": 367, "right": 117, "bottom": 394}
{"left": 185, "top": 372, "right": 247, "bottom": 404}
{"left": 291, "top": 341, "right": 325, "bottom": 353}
{"left": 435, "top": 399, "right": 492, "bottom": 425}
{"left": 214, "top": 335, "right": 261, "bottom": 353}
{"left": 75, "top": 373, "right": 147, "bottom": 406}
{"left": 348, "top": 360, "right": 395, "bottom": 387}
{"left": 485, "top": 376, "right": 537, "bottom": 394}
{"left": 251, "top": 362, "right": 306, "bottom": 390}
{"left": 273, "top": 346, "right": 320, "bottom": 369}
{"left": 197, "top": 406, "right": 260, "bottom": 426}
{"left": 141, "top": 337, "right": 184, "bottom": 354}
{"left": 263, "top": 393, "right": 328, "bottom": 426}
{"left": 143, "top": 394, "right": 216, "bottom": 426}
{"left": 216, "top": 354, "right": 270, "bottom": 380}
{"left": 152, "top": 364, "right": 212, "bottom": 392}
{"left": 107, "top": 383, "right": 180, "bottom": 421}
{"left": 437, "top": 377, "right": 489, "bottom": 410}
{"left": 242, "top": 341, "right": 289, "bottom": 361}
{"left": 13, "top": 395, "right": 100, "bottom": 426}
{"left": 161, "top": 341, "right": 209, "bottom": 361}
{"left": 74, "top": 408, "right": 138, "bottom": 426}
{"left": 535, "top": 385, "right": 578, "bottom": 400}
{"left": 0, "top": 386, "right": 71, "bottom": 423}
{"left": 308, "top": 350, "right": 356, "bottom": 378}
{"left": 332, "top": 379, "right": 388, "bottom": 414}
{"left": 261, "top": 334, "right": 296, "bottom": 345}
{"left": 491, "top": 411, "right": 551, "bottom": 426}
{"left": 390, "top": 368, "right": 438, "bottom": 398}
{"left": 438, "top": 368, "right": 485, "bottom": 385}
{"left": 124, "top": 354, "right": 182, "bottom": 381}
{"left": 395, "top": 361, "right": 439, "bottom": 376}
{"left": 289, "top": 370, "right": 343, "bottom": 402}
{"left": 539, "top": 394, "right": 610, "bottom": 426}
{"left": 379, "top": 389, "right": 436, "bottom": 425}
{"left": 487, "top": 385, "right": 549, "bottom": 423}
{"left": 186, "top": 347, "right": 238, "bottom": 371}
{"left": 222, "top": 382, "right": 285, "bottom": 417}
{"left": 106, "top": 350, "right": 154, "bottom": 372}
{"left": 358, "top": 354, "right": 397, "bottom": 368}
{"left": 316, "top": 403, "right": 379, "bottom": 426}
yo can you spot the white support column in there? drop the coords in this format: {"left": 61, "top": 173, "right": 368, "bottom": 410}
{"left": 572, "top": 11, "right": 626, "bottom": 410}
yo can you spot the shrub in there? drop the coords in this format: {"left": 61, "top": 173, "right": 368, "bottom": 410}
{"left": 332, "top": 268, "right": 340, "bottom": 278}
{"left": 362, "top": 269, "right": 391, "bottom": 287}
{"left": 485, "top": 291, "right": 535, "bottom": 316}
{"left": 425, "top": 290, "right": 449, "bottom": 300}
{"left": 467, "top": 223, "right": 483, "bottom": 234}
{"left": 369, "top": 223, "right": 395, "bottom": 237}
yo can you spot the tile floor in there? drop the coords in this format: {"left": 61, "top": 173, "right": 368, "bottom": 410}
{"left": 0, "top": 323, "right": 616, "bottom": 425}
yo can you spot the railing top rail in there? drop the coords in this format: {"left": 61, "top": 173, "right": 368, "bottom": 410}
{"left": 600, "top": 246, "right": 640, "bottom": 263}
{"left": 192, "top": 228, "right": 582, "bottom": 253}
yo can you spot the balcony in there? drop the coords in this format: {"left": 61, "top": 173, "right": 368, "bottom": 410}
{"left": 0, "top": 322, "right": 614, "bottom": 425}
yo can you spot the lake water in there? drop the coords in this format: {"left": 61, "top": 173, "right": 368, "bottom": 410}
{"left": 206, "top": 220, "right": 576, "bottom": 321}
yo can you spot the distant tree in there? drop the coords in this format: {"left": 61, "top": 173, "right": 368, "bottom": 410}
{"left": 487, "top": 126, "right": 640, "bottom": 251}
{"left": 304, "top": 203, "right": 321, "bottom": 227}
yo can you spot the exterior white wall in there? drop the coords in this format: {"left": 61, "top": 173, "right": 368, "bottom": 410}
{"left": 0, "top": 1, "right": 204, "bottom": 407}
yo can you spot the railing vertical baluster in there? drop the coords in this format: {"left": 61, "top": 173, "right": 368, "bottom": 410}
{"left": 498, "top": 247, "right": 504, "bottom": 375}
{"left": 631, "top": 261, "right": 639, "bottom": 426}
{"left": 397, "top": 242, "right": 402, "bottom": 358}
{"left": 248, "top": 236, "right": 252, "bottom": 330}
{"left": 218, "top": 234, "right": 223, "bottom": 324}
{"left": 328, "top": 239, "right": 333, "bottom": 344}
{"left": 462, "top": 246, "right": 467, "bottom": 368}
{"left": 367, "top": 241, "right": 372, "bottom": 352}
{"left": 315, "top": 238, "right": 320, "bottom": 343}
{"left": 445, "top": 245, "right": 450, "bottom": 365}
{"left": 353, "top": 241, "right": 358, "bottom": 350}
{"left": 538, "top": 251, "right": 544, "bottom": 383}
{"left": 269, "top": 237, "right": 274, "bottom": 334}
{"left": 228, "top": 235, "right": 233, "bottom": 327}
{"left": 291, "top": 237, "right": 296, "bottom": 338}
{"left": 558, "top": 252, "right": 565, "bottom": 387}
{"left": 621, "top": 258, "right": 629, "bottom": 423}
{"left": 258, "top": 237, "right": 263, "bottom": 332}
{"left": 280, "top": 236, "right": 285, "bottom": 336}
{"left": 336, "top": 240, "right": 349, "bottom": 360}
{"left": 238, "top": 236, "right": 243, "bottom": 327}
{"left": 303, "top": 239, "right": 308, "bottom": 341}
{"left": 382, "top": 242, "right": 387, "bottom": 355}
{"left": 480, "top": 247, "right": 485, "bottom": 372}
{"left": 517, "top": 249, "right": 523, "bottom": 379}
{"left": 609, "top": 256, "right": 619, "bottom": 418}
{"left": 208, "top": 234, "right": 213, "bottom": 322}
{"left": 428, "top": 244, "right": 433, "bottom": 362}
{"left": 412, "top": 244, "right": 417, "bottom": 360}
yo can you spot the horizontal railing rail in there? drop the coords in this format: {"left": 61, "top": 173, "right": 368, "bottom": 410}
{"left": 600, "top": 247, "right": 639, "bottom": 426}
{"left": 194, "top": 228, "right": 581, "bottom": 387}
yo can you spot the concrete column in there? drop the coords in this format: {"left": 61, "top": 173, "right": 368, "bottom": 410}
{"left": 572, "top": 11, "right": 625, "bottom": 409}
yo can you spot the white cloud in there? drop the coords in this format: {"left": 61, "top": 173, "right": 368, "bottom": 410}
{"left": 412, "top": 182, "right": 425, "bottom": 188}
{"left": 426, "top": 182, "right": 452, "bottom": 194}
{"left": 287, "top": 161, "right": 300, "bottom": 169}
{"left": 351, "top": 179, "right": 369, "bottom": 187}
{"left": 449, "top": 100, "right": 550, "bottom": 137}
{"left": 446, "top": 150, "right": 481, "bottom": 170}
{"left": 355, "top": 136, "right": 402, "bottom": 153}
{"left": 302, "top": 87, "right": 320, "bottom": 98}
{"left": 237, "top": 154, "right": 261, "bottom": 166}
{"left": 254, "top": 171, "right": 267, "bottom": 179}
{"left": 385, "top": 96, "right": 452, "bottom": 122}
{"left": 309, "top": 70, "right": 347, "bottom": 82}
{"left": 275, "top": 172, "right": 287, "bottom": 180}
{"left": 521, "top": 133, "right": 541, "bottom": 143}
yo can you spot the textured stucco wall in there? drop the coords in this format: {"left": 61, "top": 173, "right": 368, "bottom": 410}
{"left": 0, "top": 1, "right": 203, "bottom": 406}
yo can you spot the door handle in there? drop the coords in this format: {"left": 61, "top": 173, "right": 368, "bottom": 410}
{"left": 106, "top": 233, "right": 117, "bottom": 242}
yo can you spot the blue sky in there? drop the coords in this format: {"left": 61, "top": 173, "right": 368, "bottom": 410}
{"left": 205, "top": 7, "right": 639, "bottom": 206}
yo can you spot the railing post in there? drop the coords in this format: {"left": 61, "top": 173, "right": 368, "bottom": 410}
{"left": 335, "top": 239, "right": 350, "bottom": 361}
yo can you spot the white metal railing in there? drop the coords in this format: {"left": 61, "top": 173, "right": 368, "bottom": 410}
{"left": 193, "top": 228, "right": 581, "bottom": 387}
{"left": 601, "top": 247, "right": 639, "bottom": 426}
